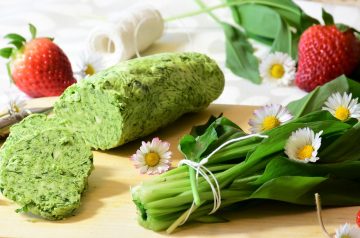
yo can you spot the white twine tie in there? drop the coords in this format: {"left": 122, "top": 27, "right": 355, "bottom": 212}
{"left": 177, "top": 133, "right": 269, "bottom": 225}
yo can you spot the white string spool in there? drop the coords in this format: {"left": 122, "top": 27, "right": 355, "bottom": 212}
{"left": 177, "top": 133, "right": 269, "bottom": 226}
{"left": 86, "top": 4, "right": 164, "bottom": 66}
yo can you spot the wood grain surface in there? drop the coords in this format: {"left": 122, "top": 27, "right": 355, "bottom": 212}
{"left": 0, "top": 99, "right": 358, "bottom": 238}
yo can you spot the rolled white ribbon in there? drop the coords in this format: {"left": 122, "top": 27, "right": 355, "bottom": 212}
{"left": 87, "top": 4, "right": 164, "bottom": 67}
{"left": 177, "top": 133, "right": 269, "bottom": 225}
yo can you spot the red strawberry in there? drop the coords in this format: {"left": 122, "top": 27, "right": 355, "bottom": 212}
{"left": 0, "top": 24, "right": 76, "bottom": 97}
{"left": 295, "top": 25, "right": 360, "bottom": 92}
{"left": 357, "top": 210, "right": 360, "bottom": 227}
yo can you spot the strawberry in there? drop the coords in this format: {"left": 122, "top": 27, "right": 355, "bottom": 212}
{"left": 0, "top": 24, "right": 76, "bottom": 97}
{"left": 357, "top": 210, "right": 360, "bottom": 227}
{"left": 295, "top": 25, "right": 360, "bottom": 92}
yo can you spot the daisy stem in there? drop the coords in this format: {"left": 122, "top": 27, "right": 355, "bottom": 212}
{"left": 0, "top": 109, "right": 9, "bottom": 118}
{"left": 315, "top": 193, "right": 332, "bottom": 238}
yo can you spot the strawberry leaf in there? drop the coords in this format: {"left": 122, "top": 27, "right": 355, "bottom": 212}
{"left": 8, "top": 40, "right": 24, "bottom": 49}
{"left": 0, "top": 47, "right": 13, "bottom": 58}
{"left": 29, "top": 23, "right": 37, "bottom": 39}
{"left": 322, "top": 8, "right": 334, "bottom": 25}
{"left": 4, "top": 33, "right": 26, "bottom": 43}
{"left": 336, "top": 23, "right": 350, "bottom": 32}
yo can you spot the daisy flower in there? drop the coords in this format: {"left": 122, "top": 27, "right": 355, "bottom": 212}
{"left": 322, "top": 92, "right": 360, "bottom": 121}
{"left": 285, "top": 127, "right": 322, "bottom": 163}
{"left": 259, "top": 52, "right": 296, "bottom": 86}
{"left": 74, "top": 50, "right": 107, "bottom": 80}
{"left": 0, "top": 96, "right": 26, "bottom": 117}
{"left": 248, "top": 104, "right": 293, "bottom": 133}
{"left": 131, "top": 137, "right": 172, "bottom": 175}
{"left": 335, "top": 223, "right": 360, "bottom": 238}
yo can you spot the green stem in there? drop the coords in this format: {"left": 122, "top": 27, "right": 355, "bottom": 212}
{"left": 194, "top": 0, "right": 221, "bottom": 24}
{"left": 164, "top": 0, "right": 300, "bottom": 23}
{"left": 6, "top": 62, "right": 14, "bottom": 84}
{"left": 189, "top": 167, "right": 201, "bottom": 205}
{"left": 164, "top": 3, "right": 228, "bottom": 22}
{"left": 208, "top": 143, "right": 257, "bottom": 164}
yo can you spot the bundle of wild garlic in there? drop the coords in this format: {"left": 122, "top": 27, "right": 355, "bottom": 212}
{"left": 131, "top": 76, "right": 360, "bottom": 233}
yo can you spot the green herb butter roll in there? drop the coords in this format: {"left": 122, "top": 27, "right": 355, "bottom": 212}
{"left": 54, "top": 52, "right": 225, "bottom": 150}
{"left": 0, "top": 114, "right": 93, "bottom": 220}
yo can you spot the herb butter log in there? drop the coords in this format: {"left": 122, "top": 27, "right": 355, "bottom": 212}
{"left": 54, "top": 52, "right": 224, "bottom": 150}
{"left": 0, "top": 114, "right": 93, "bottom": 220}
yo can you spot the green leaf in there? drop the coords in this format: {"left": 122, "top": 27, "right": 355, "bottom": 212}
{"left": 190, "top": 115, "right": 221, "bottom": 137}
{"left": 0, "top": 47, "right": 13, "bottom": 58}
{"left": 271, "top": 17, "right": 296, "bottom": 58}
{"left": 179, "top": 126, "right": 218, "bottom": 162}
{"left": 4, "top": 33, "right": 26, "bottom": 43}
{"left": 251, "top": 176, "right": 327, "bottom": 205}
{"left": 6, "top": 62, "right": 13, "bottom": 84}
{"left": 222, "top": 22, "right": 261, "bottom": 84}
{"left": 29, "top": 23, "right": 37, "bottom": 39}
{"left": 322, "top": 8, "right": 334, "bottom": 25}
{"left": 300, "top": 11, "right": 319, "bottom": 32}
{"left": 251, "top": 176, "right": 360, "bottom": 206}
{"left": 231, "top": 4, "right": 279, "bottom": 39}
{"left": 246, "top": 117, "right": 352, "bottom": 164}
{"left": 254, "top": 157, "right": 360, "bottom": 185}
{"left": 319, "top": 122, "right": 360, "bottom": 163}
{"left": 336, "top": 23, "right": 350, "bottom": 32}
{"left": 287, "top": 75, "right": 357, "bottom": 118}
{"left": 8, "top": 40, "right": 23, "bottom": 49}
{"left": 227, "top": 0, "right": 304, "bottom": 29}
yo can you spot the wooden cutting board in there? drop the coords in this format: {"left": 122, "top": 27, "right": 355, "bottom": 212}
{"left": 0, "top": 99, "right": 358, "bottom": 238}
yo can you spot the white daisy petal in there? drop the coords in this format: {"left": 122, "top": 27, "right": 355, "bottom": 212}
{"left": 139, "top": 165, "right": 149, "bottom": 174}
{"left": 248, "top": 104, "right": 293, "bottom": 133}
{"left": 335, "top": 223, "right": 360, "bottom": 238}
{"left": 323, "top": 92, "right": 360, "bottom": 121}
{"left": 73, "top": 49, "right": 108, "bottom": 81}
{"left": 130, "top": 137, "right": 172, "bottom": 175}
{"left": 259, "top": 52, "right": 296, "bottom": 86}
{"left": 284, "top": 127, "right": 322, "bottom": 163}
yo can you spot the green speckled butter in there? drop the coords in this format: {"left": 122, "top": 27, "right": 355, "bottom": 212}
{"left": 0, "top": 114, "right": 93, "bottom": 220}
{"left": 54, "top": 52, "right": 225, "bottom": 150}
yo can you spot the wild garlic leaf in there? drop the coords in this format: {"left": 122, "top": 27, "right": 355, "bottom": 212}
{"left": 287, "top": 75, "right": 357, "bottom": 118}
{"left": 179, "top": 126, "right": 218, "bottom": 162}
{"left": 271, "top": 17, "right": 295, "bottom": 58}
{"left": 222, "top": 22, "right": 261, "bottom": 84}
{"left": 230, "top": 4, "right": 279, "bottom": 39}
{"left": 319, "top": 122, "right": 360, "bottom": 163}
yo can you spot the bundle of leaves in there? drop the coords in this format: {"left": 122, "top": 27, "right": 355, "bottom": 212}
{"left": 131, "top": 76, "right": 360, "bottom": 233}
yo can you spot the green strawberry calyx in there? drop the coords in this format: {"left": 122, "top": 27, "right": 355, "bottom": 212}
{"left": 0, "top": 23, "right": 38, "bottom": 82}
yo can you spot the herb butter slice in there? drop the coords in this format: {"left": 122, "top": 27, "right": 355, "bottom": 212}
{"left": 0, "top": 114, "right": 93, "bottom": 220}
{"left": 54, "top": 52, "right": 225, "bottom": 150}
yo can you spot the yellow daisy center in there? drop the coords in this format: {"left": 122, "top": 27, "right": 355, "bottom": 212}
{"left": 12, "top": 104, "right": 20, "bottom": 113}
{"left": 297, "top": 145, "right": 314, "bottom": 160}
{"left": 85, "top": 64, "right": 96, "bottom": 76}
{"left": 334, "top": 106, "right": 350, "bottom": 121}
{"left": 262, "top": 116, "right": 280, "bottom": 131}
{"left": 145, "top": 152, "right": 160, "bottom": 167}
{"left": 270, "top": 64, "right": 285, "bottom": 79}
